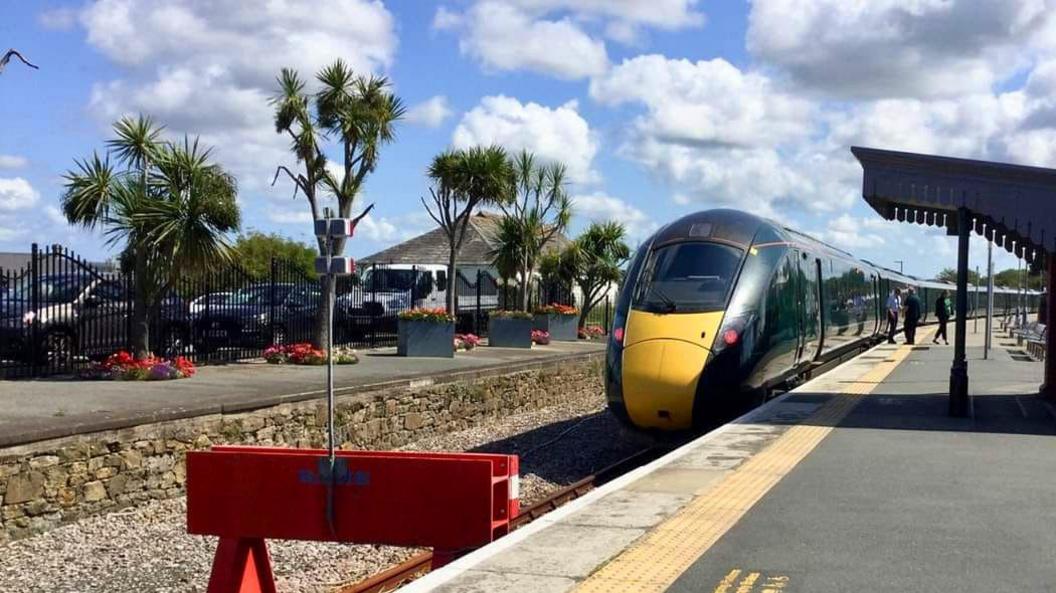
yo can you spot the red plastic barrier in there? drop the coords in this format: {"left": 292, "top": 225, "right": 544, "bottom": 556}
{"left": 186, "top": 446, "right": 519, "bottom": 593}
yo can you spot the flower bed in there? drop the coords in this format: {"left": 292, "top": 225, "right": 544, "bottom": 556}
{"left": 534, "top": 303, "right": 579, "bottom": 316}
{"left": 398, "top": 307, "right": 455, "bottom": 323}
{"left": 531, "top": 329, "right": 551, "bottom": 345}
{"left": 579, "top": 325, "right": 606, "bottom": 340}
{"left": 454, "top": 333, "right": 481, "bottom": 351}
{"left": 263, "top": 343, "right": 359, "bottom": 365}
{"left": 533, "top": 303, "right": 579, "bottom": 342}
{"left": 489, "top": 309, "right": 533, "bottom": 320}
{"left": 80, "top": 351, "right": 196, "bottom": 381}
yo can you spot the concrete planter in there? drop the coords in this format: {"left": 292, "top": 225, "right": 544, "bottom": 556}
{"left": 488, "top": 317, "right": 533, "bottom": 348}
{"left": 397, "top": 319, "right": 455, "bottom": 358}
{"left": 533, "top": 314, "right": 579, "bottom": 342}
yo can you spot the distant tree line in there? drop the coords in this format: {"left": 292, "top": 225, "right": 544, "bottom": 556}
{"left": 935, "top": 267, "right": 1045, "bottom": 290}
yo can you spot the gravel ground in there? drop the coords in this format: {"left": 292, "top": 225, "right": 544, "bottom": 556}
{"left": 0, "top": 394, "right": 657, "bottom": 593}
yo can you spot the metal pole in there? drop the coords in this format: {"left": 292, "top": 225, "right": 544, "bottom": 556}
{"left": 895, "top": 260, "right": 904, "bottom": 274}
{"left": 985, "top": 240, "right": 993, "bottom": 359}
{"left": 949, "top": 208, "right": 970, "bottom": 417}
{"left": 324, "top": 208, "right": 335, "bottom": 465}
{"left": 1041, "top": 256, "right": 1056, "bottom": 400}
{"left": 974, "top": 265, "right": 979, "bottom": 334}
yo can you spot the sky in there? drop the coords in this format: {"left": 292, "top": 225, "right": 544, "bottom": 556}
{"left": 3, "top": 0, "right": 1056, "bottom": 279}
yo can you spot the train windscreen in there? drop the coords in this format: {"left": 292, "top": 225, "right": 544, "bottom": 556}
{"left": 632, "top": 242, "right": 743, "bottom": 314}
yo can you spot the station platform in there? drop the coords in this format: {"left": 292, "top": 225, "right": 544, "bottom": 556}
{"left": 405, "top": 325, "right": 1056, "bottom": 593}
{"left": 0, "top": 341, "right": 604, "bottom": 447}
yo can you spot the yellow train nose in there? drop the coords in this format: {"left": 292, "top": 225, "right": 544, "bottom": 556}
{"left": 622, "top": 339, "right": 710, "bottom": 429}
{"left": 620, "top": 310, "right": 724, "bottom": 430}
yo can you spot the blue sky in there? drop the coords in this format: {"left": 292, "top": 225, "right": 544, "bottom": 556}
{"left": 3, "top": 1, "right": 1056, "bottom": 278}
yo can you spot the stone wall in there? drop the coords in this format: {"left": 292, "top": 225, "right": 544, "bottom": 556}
{"left": 0, "top": 353, "right": 604, "bottom": 543}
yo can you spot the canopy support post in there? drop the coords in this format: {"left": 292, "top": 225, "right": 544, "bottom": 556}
{"left": 1041, "top": 257, "right": 1056, "bottom": 400}
{"left": 949, "top": 208, "right": 970, "bottom": 417}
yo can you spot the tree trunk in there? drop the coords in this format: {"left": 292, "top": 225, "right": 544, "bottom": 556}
{"left": 131, "top": 250, "right": 150, "bottom": 359}
{"left": 313, "top": 274, "right": 333, "bottom": 350}
{"left": 519, "top": 266, "right": 531, "bottom": 312}
{"left": 446, "top": 247, "right": 457, "bottom": 314}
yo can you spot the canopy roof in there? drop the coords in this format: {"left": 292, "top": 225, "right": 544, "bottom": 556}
{"left": 851, "top": 146, "right": 1056, "bottom": 267}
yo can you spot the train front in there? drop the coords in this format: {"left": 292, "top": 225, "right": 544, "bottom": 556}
{"left": 605, "top": 210, "right": 768, "bottom": 431}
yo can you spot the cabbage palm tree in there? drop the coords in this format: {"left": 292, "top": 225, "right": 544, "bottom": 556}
{"left": 492, "top": 151, "right": 573, "bottom": 311}
{"left": 62, "top": 115, "right": 240, "bottom": 358}
{"left": 423, "top": 145, "right": 513, "bottom": 313}
{"left": 272, "top": 60, "right": 405, "bottom": 347}
{"left": 564, "top": 221, "right": 630, "bottom": 327}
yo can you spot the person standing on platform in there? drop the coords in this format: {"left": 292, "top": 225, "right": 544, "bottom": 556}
{"left": 904, "top": 287, "right": 922, "bottom": 344}
{"left": 933, "top": 290, "right": 951, "bottom": 345}
{"left": 886, "top": 288, "right": 902, "bottom": 344}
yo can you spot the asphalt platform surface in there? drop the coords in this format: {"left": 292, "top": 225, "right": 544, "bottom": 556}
{"left": 669, "top": 328, "right": 1056, "bottom": 593}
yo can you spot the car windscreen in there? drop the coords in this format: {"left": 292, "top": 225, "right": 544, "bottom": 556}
{"left": 632, "top": 242, "right": 744, "bottom": 314}
{"left": 230, "top": 285, "right": 291, "bottom": 305}
{"left": 9, "top": 276, "right": 87, "bottom": 303}
{"left": 363, "top": 269, "right": 419, "bottom": 291}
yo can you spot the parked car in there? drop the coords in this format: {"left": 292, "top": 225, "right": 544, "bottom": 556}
{"left": 188, "top": 291, "right": 233, "bottom": 317}
{"left": 0, "top": 274, "right": 190, "bottom": 363}
{"left": 192, "top": 283, "right": 321, "bottom": 352}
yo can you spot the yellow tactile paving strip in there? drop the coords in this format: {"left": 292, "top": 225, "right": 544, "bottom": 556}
{"left": 574, "top": 332, "right": 931, "bottom": 593}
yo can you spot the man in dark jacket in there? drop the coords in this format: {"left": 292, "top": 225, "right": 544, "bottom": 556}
{"left": 903, "top": 287, "right": 922, "bottom": 344}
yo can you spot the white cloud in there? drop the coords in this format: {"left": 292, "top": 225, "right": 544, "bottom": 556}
{"left": 74, "top": 0, "right": 397, "bottom": 192}
{"left": 405, "top": 96, "right": 453, "bottom": 128}
{"left": 434, "top": 0, "right": 704, "bottom": 79}
{"left": 816, "top": 214, "right": 886, "bottom": 250}
{"left": 572, "top": 191, "right": 657, "bottom": 239}
{"left": 0, "top": 178, "right": 40, "bottom": 211}
{"left": 39, "top": 7, "right": 78, "bottom": 30}
{"left": 45, "top": 206, "right": 68, "bottom": 226}
{"left": 507, "top": 0, "right": 703, "bottom": 29}
{"left": 747, "top": 0, "right": 1054, "bottom": 99}
{"left": 589, "top": 55, "right": 828, "bottom": 214}
{"left": 0, "top": 155, "right": 27, "bottom": 169}
{"left": 453, "top": 95, "right": 599, "bottom": 184}
{"left": 0, "top": 226, "right": 26, "bottom": 242}
{"left": 437, "top": 1, "right": 608, "bottom": 80}
{"left": 267, "top": 209, "right": 313, "bottom": 225}
{"left": 591, "top": 55, "right": 812, "bottom": 148}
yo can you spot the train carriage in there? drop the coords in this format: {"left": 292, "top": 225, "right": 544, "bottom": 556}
{"left": 606, "top": 209, "right": 1041, "bottom": 431}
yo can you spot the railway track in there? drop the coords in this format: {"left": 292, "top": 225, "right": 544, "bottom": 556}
{"left": 337, "top": 445, "right": 669, "bottom": 593}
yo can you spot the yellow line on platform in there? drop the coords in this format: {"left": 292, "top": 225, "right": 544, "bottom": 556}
{"left": 573, "top": 332, "right": 931, "bottom": 593}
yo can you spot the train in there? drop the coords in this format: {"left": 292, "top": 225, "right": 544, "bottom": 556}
{"left": 605, "top": 209, "right": 1043, "bottom": 431}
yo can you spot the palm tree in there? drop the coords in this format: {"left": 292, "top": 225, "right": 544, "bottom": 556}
{"left": 492, "top": 150, "right": 573, "bottom": 311}
{"left": 564, "top": 221, "right": 630, "bottom": 327}
{"left": 422, "top": 146, "right": 513, "bottom": 313}
{"left": 272, "top": 60, "right": 405, "bottom": 347}
{"left": 62, "top": 115, "right": 240, "bottom": 358}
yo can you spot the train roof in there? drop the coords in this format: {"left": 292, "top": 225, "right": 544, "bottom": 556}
{"left": 649, "top": 209, "right": 1045, "bottom": 295}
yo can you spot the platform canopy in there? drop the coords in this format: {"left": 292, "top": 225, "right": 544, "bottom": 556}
{"left": 851, "top": 145, "right": 1056, "bottom": 415}
{"left": 851, "top": 146, "right": 1056, "bottom": 265}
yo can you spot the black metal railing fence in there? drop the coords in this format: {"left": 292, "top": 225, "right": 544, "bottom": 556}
{"left": 0, "top": 244, "right": 608, "bottom": 378}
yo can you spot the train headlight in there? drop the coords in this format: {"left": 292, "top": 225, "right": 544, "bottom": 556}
{"left": 613, "top": 326, "right": 624, "bottom": 344}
